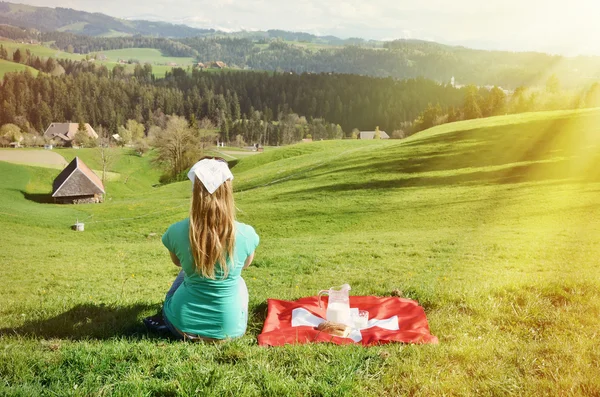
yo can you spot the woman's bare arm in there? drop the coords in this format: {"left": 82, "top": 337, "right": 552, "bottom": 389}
{"left": 169, "top": 251, "right": 181, "bottom": 267}
{"left": 243, "top": 252, "right": 255, "bottom": 269}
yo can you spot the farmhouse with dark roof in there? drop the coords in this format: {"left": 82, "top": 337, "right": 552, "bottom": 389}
{"left": 358, "top": 130, "right": 390, "bottom": 139}
{"left": 52, "top": 157, "right": 105, "bottom": 204}
{"left": 43, "top": 123, "right": 98, "bottom": 145}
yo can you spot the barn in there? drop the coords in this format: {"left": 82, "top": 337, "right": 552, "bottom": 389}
{"left": 358, "top": 130, "right": 390, "bottom": 139}
{"left": 43, "top": 123, "right": 98, "bottom": 145}
{"left": 52, "top": 157, "right": 105, "bottom": 204}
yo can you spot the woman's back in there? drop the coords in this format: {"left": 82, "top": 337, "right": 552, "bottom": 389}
{"left": 162, "top": 219, "right": 259, "bottom": 339}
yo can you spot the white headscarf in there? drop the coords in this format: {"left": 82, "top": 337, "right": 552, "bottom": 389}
{"left": 187, "top": 158, "right": 234, "bottom": 194}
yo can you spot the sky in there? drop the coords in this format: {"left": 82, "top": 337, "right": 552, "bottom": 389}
{"left": 16, "top": 0, "right": 600, "bottom": 55}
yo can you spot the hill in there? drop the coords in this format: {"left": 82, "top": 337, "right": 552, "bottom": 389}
{"left": 1, "top": 110, "right": 600, "bottom": 394}
{"left": 0, "top": 37, "right": 82, "bottom": 59}
{"left": 3, "top": 3, "right": 600, "bottom": 88}
{"left": 0, "top": 1, "right": 215, "bottom": 37}
{"left": 0, "top": 57, "right": 36, "bottom": 77}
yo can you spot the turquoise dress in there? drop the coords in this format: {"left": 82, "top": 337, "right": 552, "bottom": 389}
{"left": 162, "top": 219, "right": 259, "bottom": 339}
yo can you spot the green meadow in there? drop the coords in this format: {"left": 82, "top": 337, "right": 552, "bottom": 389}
{"left": 0, "top": 39, "right": 82, "bottom": 61}
{"left": 1, "top": 109, "right": 600, "bottom": 395}
{"left": 0, "top": 59, "right": 38, "bottom": 79}
{"left": 96, "top": 48, "right": 195, "bottom": 66}
{"left": 0, "top": 40, "right": 194, "bottom": 78}
{"left": 94, "top": 48, "right": 196, "bottom": 77}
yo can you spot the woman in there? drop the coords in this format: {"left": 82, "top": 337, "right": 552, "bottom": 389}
{"left": 145, "top": 157, "right": 259, "bottom": 341}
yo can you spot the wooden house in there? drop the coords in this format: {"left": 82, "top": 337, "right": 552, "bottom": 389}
{"left": 358, "top": 130, "right": 390, "bottom": 139}
{"left": 52, "top": 157, "right": 105, "bottom": 204}
{"left": 43, "top": 123, "right": 98, "bottom": 145}
{"left": 211, "top": 61, "right": 227, "bottom": 69}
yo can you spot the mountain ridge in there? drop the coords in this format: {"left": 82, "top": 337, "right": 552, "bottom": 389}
{"left": 0, "top": 1, "right": 216, "bottom": 37}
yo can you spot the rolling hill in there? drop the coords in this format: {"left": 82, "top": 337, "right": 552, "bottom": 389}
{"left": 0, "top": 1, "right": 215, "bottom": 37}
{"left": 3, "top": 2, "right": 600, "bottom": 88}
{"left": 0, "top": 57, "right": 36, "bottom": 77}
{"left": 1, "top": 109, "right": 599, "bottom": 394}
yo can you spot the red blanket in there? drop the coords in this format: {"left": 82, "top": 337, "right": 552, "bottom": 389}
{"left": 258, "top": 296, "right": 438, "bottom": 346}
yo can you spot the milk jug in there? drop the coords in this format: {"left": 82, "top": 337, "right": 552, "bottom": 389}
{"left": 318, "top": 284, "right": 352, "bottom": 326}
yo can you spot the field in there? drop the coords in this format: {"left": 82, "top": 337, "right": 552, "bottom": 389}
{"left": 1, "top": 109, "right": 600, "bottom": 395}
{"left": 94, "top": 48, "right": 196, "bottom": 78}
{"left": 95, "top": 48, "right": 195, "bottom": 66}
{"left": 0, "top": 59, "right": 38, "bottom": 79}
{"left": 0, "top": 40, "right": 194, "bottom": 78}
{"left": 0, "top": 39, "right": 82, "bottom": 61}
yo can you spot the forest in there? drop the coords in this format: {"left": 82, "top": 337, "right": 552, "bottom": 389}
{"left": 2, "top": 57, "right": 599, "bottom": 150}
{"left": 4, "top": 22, "right": 600, "bottom": 89}
{"left": 0, "top": 60, "right": 467, "bottom": 139}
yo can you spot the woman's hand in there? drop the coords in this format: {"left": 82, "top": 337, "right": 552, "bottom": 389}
{"left": 243, "top": 252, "right": 255, "bottom": 269}
{"left": 169, "top": 251, "right": 181, "bottom": 267}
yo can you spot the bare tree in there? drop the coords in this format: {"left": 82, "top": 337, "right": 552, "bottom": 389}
{"left": 195, "top": 117, "right": 218, "bottom": 151}
{"left": 153, "top": 115, "right": 202, "bottom": 180}
{"left": 95, "top": 126, "right": 120, "bottom": 185}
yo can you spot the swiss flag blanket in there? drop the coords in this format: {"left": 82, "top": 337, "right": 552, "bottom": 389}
{"left": 257, "top": 296, "right": 438, "bottom": 346}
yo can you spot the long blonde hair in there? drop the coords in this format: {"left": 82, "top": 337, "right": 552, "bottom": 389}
{"left": 189, "top": 177, "right": 236, "bottom": 279}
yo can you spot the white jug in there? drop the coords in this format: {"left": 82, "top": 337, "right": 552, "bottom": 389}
{"left": 318, "top": 284, "right": 352, "bottom": 326}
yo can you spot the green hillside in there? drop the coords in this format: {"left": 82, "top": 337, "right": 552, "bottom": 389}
{"left": 1, "top": 109, "right": 600, "bottom": 395}
{"left": 0, "top": 58, "right": 38, "bottom": 78}
{"left": 0, "top": 39, "right": 193, "bottom": 77}
{"left": 94, "top": 48, "right": 196, "bottom": 76}
{"left": 0, "top": 38, "right": 83, "bottom": 60}
{"left": 0, "top": 1, "right": 214, "bottom": 37}
{"left": 97, "top": 48, "right": 195, "bottom": 65}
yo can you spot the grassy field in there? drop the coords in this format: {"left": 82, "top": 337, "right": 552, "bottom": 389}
{"left": 95, "top": 48, "right": 195, "bottom": 66}
{"left": 0, "top": 40, "right": 194, "bottom": 78}
{"left": 1, "top": 109, "right": 600, "bottom": 395}
{"left": 92, "top": 48, "right": 197, "bottom": 78}
{"left": 0, "top": 39, "right": 82, "bottom": 61}
{"left": 0, "top": 59, "right": 39, "bottom": 79}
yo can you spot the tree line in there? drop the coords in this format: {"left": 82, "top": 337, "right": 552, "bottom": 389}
{"left": 39, "top": 32, "right": 199, "bottom": 58}
{"left": 7, "top": 25, "right": 600, "bottom": 90}
{"left": 0, "top": 24, "right": 36, "bottom": 41}
{"left": 2, "top": 58, "right": 600, "bottom": 152}
{"left": 411, "top": 76, "right": 600, "bottom": 133}
{"left": 0, "top": 63, "right": 467, "bottom": 138}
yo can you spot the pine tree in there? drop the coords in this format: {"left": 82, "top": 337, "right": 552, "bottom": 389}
{"left": 463, "top": 85, "right": 482, "bottom": 120}
{"left": 220, "top": 116, "right": 230, "bottom": 143}
{"left": 12, "top": 48, "right": 22, "bottom": 63}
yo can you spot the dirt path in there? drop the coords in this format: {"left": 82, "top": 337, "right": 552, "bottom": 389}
{"left": 0, "top": 149, "right": 67, "bottom": 168}
{"left": 0, "top": 149, "right": 121, "bottom": 181}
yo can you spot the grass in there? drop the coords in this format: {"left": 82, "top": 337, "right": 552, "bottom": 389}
{"left": 95, "top": 48, "right": 195, "bottom": 66}
{"left": 0, "top": 39, "right": 82, "bottom": 61}
{"left": 1, "top": 108, "right": 600, "bottom": 395}
{"left": 0, "top": 40, "right": 193, "bottom": 77}
{"left": 0, "top": 59, "right": 38, "bottom": 79}
{"left": 91, "top": 48, "right": 196, "bottom": 78}
{"left": 56, "top": 147, "right": 162, "bottom": 197}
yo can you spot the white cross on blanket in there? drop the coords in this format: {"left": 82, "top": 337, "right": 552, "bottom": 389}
{"left": 291, "top": 307, "right": 399, "bottom": 343}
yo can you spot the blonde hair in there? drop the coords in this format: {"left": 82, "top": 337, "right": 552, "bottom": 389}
{"left": 189, "top": 177, "right": 236, "bottom": 279}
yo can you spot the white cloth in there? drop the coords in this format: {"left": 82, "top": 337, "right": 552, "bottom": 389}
{"left": 291, "top": 307, "right": 399, "bottom": 343}
{"left": 187, "top": 159, "right": 234, "bottom": 194}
